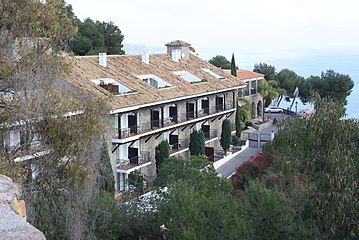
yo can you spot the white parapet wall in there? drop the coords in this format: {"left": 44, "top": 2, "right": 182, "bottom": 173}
{"left": 213, "top": 140, "right": 249, "bottom": 170}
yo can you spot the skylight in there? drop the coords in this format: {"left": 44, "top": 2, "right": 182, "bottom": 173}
{"left": 91, "top": 78, "right": 135, "bottom": 95}
{"left": 173, "top": 71, "right": 204, "bottom": 83}
{"left": 137, "top": 74, "right": 172, "bottom": 89}
{"left": 201, "top": 68, "right": 225, "bottom": 80}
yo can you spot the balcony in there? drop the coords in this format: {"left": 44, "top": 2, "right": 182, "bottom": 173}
{"left": 116, "top": 151, "right": 151, "bottom": 173}
{"left": 113, "top": 102, "right": 235, "bottom": 140}
{"left": 170, "top": 139, "right": 189, "bottom": 153}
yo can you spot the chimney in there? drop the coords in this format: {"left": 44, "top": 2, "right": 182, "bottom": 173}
{"left": 99, "top": 53, "right": 107, "bottom": 67}
{"left": 142, "top": 52, "right": 149, "bottom": 64}
{"left": 165, "top": 40, "right": 191, "bottom": 61}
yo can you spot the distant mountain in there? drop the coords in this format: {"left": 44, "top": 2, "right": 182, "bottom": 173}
{"left": 123, "top": 44, "right": 166, "bottom": 55}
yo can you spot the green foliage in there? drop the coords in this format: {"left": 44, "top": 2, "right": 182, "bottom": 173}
{"left": 253, "top": 62, "right": 276, "bottom": 80}
{"left": 220, "top": 119, "right": 232, "bottom": 155}
{"left": 238, "top": 99, "right": 251, "bottom": 129}
{"left": 70, "top": 17, "right": 125, "bottom": 55}
{"left": 238, "top": 181, "right": 320, "bottom": 240}
{"left": 155, "top": 140, "right": 170, "bottom": 171}
{"left": 266, "top": 96, "right": 359, "bottom": 239}
{"left": 235, "top": 103, "right": 242, "bottom": 138}
{"left": 208, "top": 55, "right": 231, "bottom": 69}
{"left": 158, "top": 182, "right": 252, "bottom": 240}
{"left": 302, "top": 70, "right": 354, "bottom": 105}
{"left": 116, "top": 199, "right": 162, "bottom": 240}
{"left": 189, "top": 130, "right": 205, "bottom": 156}
{"left": 277, "top": 68, "right": 304, "bottom": 97}
{"left": 98, "top": 142, "right": 115, "bottom": 194}
{"left": 230, "top": 53, "right": 237, "bottom": 76}
{"left": 128, "top": 170, "right": 144, "bottom": 194}
{"left": 154, "top": 156, "right": 209, "bottom": 188}
{"left": 88, "top": 192, "right": 121, "bottom": 240}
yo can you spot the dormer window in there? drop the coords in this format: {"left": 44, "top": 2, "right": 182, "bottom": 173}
{"left": 201, "top": 68, "right": 225, "bottom": 80}
{"left": 173, "top": 71, "right": 205, "bottom": 84}
{"left": 91, "top": 78, "right": 134, "bottom": 95}
{"left": 137, "top": 74, "right": 172, "bottom": 89}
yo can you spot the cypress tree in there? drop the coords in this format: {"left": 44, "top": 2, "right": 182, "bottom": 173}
{"left": 189, "top": 130, "right": 205, "bottom": 156}
{"left": 155, "top": 140, "right": 170, "bottom": 171}
{"left": 231, "top": 53, "right": 237, "bottom": 77}
{"left": 220, "top": 119, "right": 232, "bottom": 155}
{"left": 235, "top": 103, "right": 242, "bottom": 139}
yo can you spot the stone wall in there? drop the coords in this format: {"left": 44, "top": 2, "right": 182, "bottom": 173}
{"left": 0, "top": 175, "right": 45, "bottom": 240}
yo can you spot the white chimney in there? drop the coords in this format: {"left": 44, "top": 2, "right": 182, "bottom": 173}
{"left": 99, "top": 53, "right": 107, "bottom": 67}
{"left": 171, "top": 49, "right": 181, "bottom": 62}
{"left": 142, "top": 52, "right": 149, "bottom": 64}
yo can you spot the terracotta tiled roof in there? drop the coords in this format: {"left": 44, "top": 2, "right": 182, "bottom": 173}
{"left": 165, "top": 40, "right": 191, "bottom": 47}
{"left": 223, "top": 69, "right": 265, "bottom": 80}
{"left": 67, "top": 53, "right": 245, "bottom": 111}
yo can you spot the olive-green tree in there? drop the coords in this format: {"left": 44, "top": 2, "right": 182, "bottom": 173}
{"left": 0, "top": 1, "right": 110, "bottom": 239}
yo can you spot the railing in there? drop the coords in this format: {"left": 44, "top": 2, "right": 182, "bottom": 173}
{"left": 116, "top": 151, "right": 150, "bottom": 168}
{"left": 170, "top": 139, "right": 189, "bottom": 152}
{"left": 113, "top": 102, "right": 235, "bottom": 139}
{"left": 198, "top": 108, "right": 210, "bottom": 117}
{"left": 186, "top": 111, "right": 195, "bottom": 120}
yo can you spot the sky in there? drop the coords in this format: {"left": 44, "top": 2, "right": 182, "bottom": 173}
{"left": 66, "top": 0, "right": 359, "bottom": 63}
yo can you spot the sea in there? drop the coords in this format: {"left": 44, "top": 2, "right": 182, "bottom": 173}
{"left": 124, "top": 44, "right": 359, "bottom": 118}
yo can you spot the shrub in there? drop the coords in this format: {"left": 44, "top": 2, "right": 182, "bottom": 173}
{"left": 231, "top": 152, "right": 272, "bottom": 191}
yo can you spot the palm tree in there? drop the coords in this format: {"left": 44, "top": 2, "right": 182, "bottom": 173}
{"left": 259, "top": 79, "right": 286, "bottom": 121}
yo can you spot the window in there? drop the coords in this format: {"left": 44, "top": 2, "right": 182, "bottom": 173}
{"left": 91, "top": 78, "right": 135, "bottom": 95}
{"left": 137, "top": 74, "right": 172, "bottom": 89}
{"left": 201, "top": 68, "right": 225, "bottom": 80}
{"left": 173, "top": 71, "right": 205, "bottom": 84}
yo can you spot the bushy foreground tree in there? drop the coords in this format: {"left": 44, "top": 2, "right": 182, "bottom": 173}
{"left": 0, "top": 1, "right": 117, "bottom": 239}
{"left": 265, "top": 96, "right": 359, "bottom": 239}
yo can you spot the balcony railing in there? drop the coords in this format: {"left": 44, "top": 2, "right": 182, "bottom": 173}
{"left": 116, "top": 151, "right": 150, "bottom": 170}
{"left": 170, "top": 139, "right": 189, "bottom": 153}
{"left": 113, "top": 102, "right": 235, "bottom": 139}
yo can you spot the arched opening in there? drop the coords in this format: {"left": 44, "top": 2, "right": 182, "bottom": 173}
{"left": 251, "top": 102, "right": 256, "bottom": 119}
